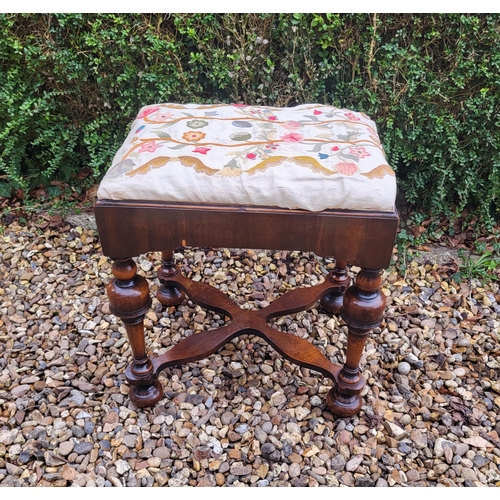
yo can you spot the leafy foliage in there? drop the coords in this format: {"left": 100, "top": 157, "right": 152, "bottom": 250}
{"left": 1, "top": 14, "right": 499, "bottom": 221}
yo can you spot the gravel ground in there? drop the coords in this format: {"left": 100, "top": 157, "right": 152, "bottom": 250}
{"left": 0, "top": 215, "right": 499, "bottom": 487}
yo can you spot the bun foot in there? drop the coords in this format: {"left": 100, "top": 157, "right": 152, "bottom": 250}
{"left": 129, "top": 379, "right": 164, "bottom": 408}
{"left": 320, "top": 292, "right": 344, "bottom": 314}
{"left": 326, "top": 388, "right": 362, "bottom": 418}
{"left": 157, "top": 285, "right": 185, "bottom": 307}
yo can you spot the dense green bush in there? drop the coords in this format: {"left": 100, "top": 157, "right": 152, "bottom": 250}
{"left": 1, "top": 13, "right": 499, "bottom": 221}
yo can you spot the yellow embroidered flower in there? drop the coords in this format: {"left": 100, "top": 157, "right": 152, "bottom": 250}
{"left": 182, "top": 131, "right": 206, "bottom": 142}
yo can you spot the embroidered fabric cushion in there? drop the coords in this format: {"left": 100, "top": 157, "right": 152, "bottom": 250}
{"left": 97, "top": 103, "right": 397, "bottom": 212}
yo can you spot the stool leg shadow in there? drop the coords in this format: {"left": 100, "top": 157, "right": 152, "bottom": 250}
{"left": 327, "top": 268, "right": 385, "bottom": 417}
{"left": 107, "top": 258, "right": 163, "bottom": 407}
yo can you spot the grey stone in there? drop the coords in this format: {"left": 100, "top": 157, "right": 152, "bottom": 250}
{"left": 74, "top": 442, "right": 94, "bottom": 455}
{"left": 355, "top": 476, "right": 375, "bottom": 487}
{"left": 472, "top": 455, "right": 490, "bottom": 468}
{"left": 230, "top": 465, "right": 252, "bottom": 476}
{"left": 331, "top": 454, "right": 346, "bottom": 471}
{"left": 255, "top": 427, "right": 268, "bottom": 445}
{"left": 346, "top": 455, "right": 363, "bottom": 472}
{"left": 235, "top": 423, "right": 249, "bottom": 434}
{"left": 58, "top": 441, "right": 74, "bottom": 457}
{"left": 115, "top": 460, "right": 130, "bottom": 475}
{"left": 122, "top": 434, "right": 138, "bottom": 448}
{"left": 261, "top": 443, "right": 276, "bottom": 456}
{"left": 397, "top": 361, "right": 411, "bottom": 375}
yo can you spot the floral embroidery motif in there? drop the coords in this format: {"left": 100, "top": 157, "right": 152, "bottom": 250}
{"left": 344, "top": 112, "right": 360, "bottom": 121}
{"left": 112, "top": 103, "right": 395, "bottom": 181}
{"left": 137, "top": 107, "right": 160, "bottom": 119}
{"left": 182, "top": 131, "right": 206, "bottom": 142}
{"left": 193, "top": 147, "right": 211, "bottom": 154}
{"left": 336, "top": 162, "right": 359, "bottom": 176}
{"left": 152, "top": 110, "right": 174, "bottom": 121}
{"left": 348, "top": 146, "right": 371, "bottom": 158}
{"left": 187, "top": 119, "right": 209, "bottom": 129}
{"left": 281, "top": 132, "right": 304, "bottom": 142}
{"left": 98, "top": 103, "right": 397, "bottom": 213}
{"left": 282, "top": 121, "right": 303, "bottom": 130}
{"left": 139, "top": 141, "right": 163, "bottom": 153}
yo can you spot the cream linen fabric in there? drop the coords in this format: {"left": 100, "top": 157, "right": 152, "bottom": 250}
{"left": 97, "top": 103, "right": 397, "bottom": 212}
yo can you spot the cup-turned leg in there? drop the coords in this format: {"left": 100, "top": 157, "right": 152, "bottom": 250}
{"left": 327, "top": 268, "right": 385, "bottom": 417}
{"left": 157, "top": 250, "right": 185, "bottom": 307}
{"left": 107, "top": 258, "right": 163, "bottom": 407}
{"left": 320, "top": 259, "right": 351, "bottom": 314}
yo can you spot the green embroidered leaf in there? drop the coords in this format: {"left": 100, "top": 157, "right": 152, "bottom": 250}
{"left": 153, "top": 122, "right": 176, "bottom": 129}
{"left": 225, "top": 158, "right": 239, "bottom": 169}
{"left": 307, "top": 144, "right": 323, "bottom": 152}
{"left": 182, "top": 112, "right": 194, "bottom": 117}
{"left": 155, "top": 131, "right": 171, "bottom": 138}
{"left": 230, "top": 132, "right": 252, "bottom": 141}
{"left": 304, "top": 115, "right": 320, "bottom": 121}
{"left": 169, "top": 144, "right": 187, "bottom": 150}
{"left": 340, "top": 152, "right": 359, "bottom": 162}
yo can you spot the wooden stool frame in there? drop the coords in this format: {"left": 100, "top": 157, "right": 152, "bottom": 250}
{"left": 95, "top": 200, "right": 398, "bottom": 417}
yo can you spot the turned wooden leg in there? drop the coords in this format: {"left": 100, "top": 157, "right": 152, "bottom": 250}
{"left": 320, "top": 259, "right": 351, "bottom": 314}
{"left": 157, "top": 250, "right": 185, "bottom": 307}
{"left": 327, "top": 268, "right": 385, "bottom": 417}
{"left": 107, "top": 258, "right": 163, "bottom": 407}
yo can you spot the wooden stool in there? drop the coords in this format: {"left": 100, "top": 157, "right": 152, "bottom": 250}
{"left": 94, "top": 103, "right": 398, "bottom": 417}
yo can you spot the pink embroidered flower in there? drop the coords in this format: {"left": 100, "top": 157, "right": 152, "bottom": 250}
{"left": 246, "top": 153, "right": 257, "bottom": 159}
{"left": 331, "top": 146, "right": 340, "bottom": 152}
{"left": 281, "top": 132, "right": 304, "bottom": 143}
{"left": 313, "top": 109, "right": 322, "bottom": 115}
{"left": 139, "top": 141, "right": 163, "bottom": 153}
{"left": 336, "top": 162, "right": 359, "bottom": 176}
{"left": 268, "top": 115, "right": 278, "bottom": 121}
{"left": 193, "top": 147, "right": 211, "bottom": 154}
{"left": 152, "top": 111, "right": 174, "bottom": 121}
{"left": 344, "top": 112, "right": 361, "bottom": 121}
{"left": 282, "top": 121, "right": 302, "bottom": 130}
{"left": 349, "top": 146, "right": 371, "bottom": 158}
{"left": 137, "top": 107, "right": 160, "bottom": 119}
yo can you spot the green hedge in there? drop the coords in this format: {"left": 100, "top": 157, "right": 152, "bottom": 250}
{"left": 1, "top": 13, "right": 499, "bottom": 220}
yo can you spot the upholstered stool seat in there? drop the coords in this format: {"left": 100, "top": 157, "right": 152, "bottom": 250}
{"left": 97, "top": 103, "right": 396, "bottom": 212}
{"left": 95, "top": 102, "right": 399, "bottom": 417}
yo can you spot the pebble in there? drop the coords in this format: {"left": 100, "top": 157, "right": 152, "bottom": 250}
{"left": 73, "top": 442, "right": 94, "bottom": 455}
{"left": 397, "top": 361, "right": 411, "bottom": 375}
